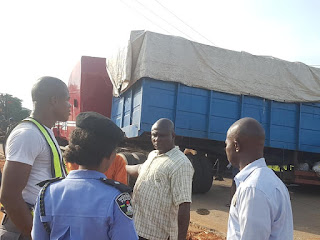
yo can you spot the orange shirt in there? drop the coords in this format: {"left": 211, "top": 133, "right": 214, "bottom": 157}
{"left": 66, "top": 162, "right": 79, "bottom": 171}
{"left": 104, "top": 154, "right": 127, "bottom": 185}
{"left": 66, "top": 154, "right": 128, "bottom": 185}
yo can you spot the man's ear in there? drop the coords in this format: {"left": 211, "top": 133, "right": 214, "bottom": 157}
{"left": 172, "top": 131, "right": 176, "bottom": 141}
{"left": 50, "top": 95, "right": 58, "bottom": 105}
{"left": 234, "top": 140, "right": 240, "bottom": 153}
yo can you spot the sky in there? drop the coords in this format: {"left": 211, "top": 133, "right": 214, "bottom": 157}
{"left": 1, "top": 0, "right": 319, "bottom": 109}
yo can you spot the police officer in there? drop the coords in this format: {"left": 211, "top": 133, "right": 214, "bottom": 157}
{"left": 31, "top": 112, "right": 138, "bottom": 240}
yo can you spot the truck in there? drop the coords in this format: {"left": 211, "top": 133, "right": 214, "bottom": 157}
{"left": 54, "top": 30, "right": 320, "bottom": 192}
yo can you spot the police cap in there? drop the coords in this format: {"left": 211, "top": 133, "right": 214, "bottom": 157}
{"left": 76, "top": 112, "right": 124, "bottom": 142}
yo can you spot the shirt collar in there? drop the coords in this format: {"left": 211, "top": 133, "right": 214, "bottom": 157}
{"left": 156, "top": 146, "right": 179, "bottom": 157}
{"left": 234, "top": 158, "right": 266, "bottom": 187}
{"left": 66, "top": 169, "right": 106, "bottom": 179}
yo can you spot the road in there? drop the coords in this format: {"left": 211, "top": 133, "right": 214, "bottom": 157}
{"left": 190, "top": 178, "right": 320, "bottom": 240}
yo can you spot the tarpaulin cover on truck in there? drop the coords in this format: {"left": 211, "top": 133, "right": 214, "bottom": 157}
{"left": 107, "top": 30, "right": 320, "bottom": 103}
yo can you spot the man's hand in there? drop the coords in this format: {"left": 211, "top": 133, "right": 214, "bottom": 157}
{"left": 178, "top": 202, "right": 190, "bottom": 240}
{"left": 125, "top": 164, "right": 141, "bottom": 178}
{"left": 0, "top": 161, "right": 33, "bottom": 238}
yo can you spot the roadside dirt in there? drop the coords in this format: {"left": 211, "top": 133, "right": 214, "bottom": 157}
{"left": 0, "top": 143, "right": 4, "bottom": 168}
{"left": 187, "top": 223, "right": 225, "bottom": 240}
{"left": 190, "top": 178, "right": 320, "bottom": 240}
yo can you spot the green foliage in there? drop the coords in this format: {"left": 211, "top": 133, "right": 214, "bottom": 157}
{"left": 0, "top": 93, "right": 31, "bottom": 125}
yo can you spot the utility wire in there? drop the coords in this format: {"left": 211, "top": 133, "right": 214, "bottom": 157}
{"left": 132, "top": 0, "right": 196, "bottom": 41}
{"left": 119, "top": 0, "right": 171, "bottom": 35}
{"left": 153, "top": 0, "right": 216, "bottom": 46}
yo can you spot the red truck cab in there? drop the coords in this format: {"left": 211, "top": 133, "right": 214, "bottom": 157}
{"left": 54, "top": 56, "right": 113, "bottom": 144}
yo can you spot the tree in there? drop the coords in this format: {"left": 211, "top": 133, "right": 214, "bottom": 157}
{"left": 0, "top": 94, "right": 31, "bottom": 130}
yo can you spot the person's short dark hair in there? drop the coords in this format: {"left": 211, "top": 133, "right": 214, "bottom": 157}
{"left": 31, "top": 76, "right": 67, "bottom": 102}
{"left": 64, "top": 112, "right": 124, "bottom": 167}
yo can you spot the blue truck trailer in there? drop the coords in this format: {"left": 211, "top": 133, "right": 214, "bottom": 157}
{"left": 108, "top": 31, "right": 320, "bottom": 191}
{"left": 56, "top": 31, "right": 320, "bottom": 193}
{"left": 112, "top": 77, "right": 320, "bottom": 154}
{"left": 111, "top": 77, "right": 320, "bottom": 191}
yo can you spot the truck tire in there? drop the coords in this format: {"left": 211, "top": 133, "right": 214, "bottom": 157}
{"left": 118, "top": 152, "right": 139, "bottom": 188}
{"left": 132, "top": 152, "right": 147, "bottom": 164}
{"left": 118, "top": 152, "right": 139, "bottom": 165}
{"left": 187, "top": 154, "right": 214, "bottom": 194}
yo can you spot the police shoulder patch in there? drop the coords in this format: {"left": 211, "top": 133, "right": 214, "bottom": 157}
{"left": 115, "top": 192, "right": 133, "bottom": 219}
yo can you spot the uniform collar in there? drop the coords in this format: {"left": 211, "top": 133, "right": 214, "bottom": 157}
{"left": 66, "top": 169, "right": 106, "bottom": 179}
{"left": 156, "top": 146, "right": 179, "bottom": 157}
{"left": 234, "top": 158, "right": 266, "bottom": 188}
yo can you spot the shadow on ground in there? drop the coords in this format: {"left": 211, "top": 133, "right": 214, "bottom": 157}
{"left": 288, "top": 184, "right": 320, "bottom": 236}
{"left": 191, "top": 178, "right": 231, "bottom": 214}
{"left": 190, "top": 177, "right": 320, "bottom": 238}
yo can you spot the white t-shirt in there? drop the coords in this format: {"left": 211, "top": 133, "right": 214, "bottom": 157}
{"left": 5, "top": 122, "right": 62, "bottom": 205}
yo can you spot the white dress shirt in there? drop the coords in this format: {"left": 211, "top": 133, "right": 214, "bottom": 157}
{"left": 227, "top": 158, "right": 293, "bottom": 240}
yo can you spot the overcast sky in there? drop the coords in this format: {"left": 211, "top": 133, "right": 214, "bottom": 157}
{"left": 1, "top": 0, "right": 319, "bottom": 109}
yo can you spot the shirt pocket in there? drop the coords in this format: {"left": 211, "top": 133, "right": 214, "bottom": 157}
{"left": 153, "top": 171, "right": 168, "bottom": 190}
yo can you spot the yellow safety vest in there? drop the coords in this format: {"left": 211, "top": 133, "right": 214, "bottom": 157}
{"left": 23, "top": 117, "right": 67, "bottom": 178}
{"left": 268, "top": 165, "right": 294, "bottom": 172}
{"left": 0, "top": 118, "right": 67, "bottom": 216}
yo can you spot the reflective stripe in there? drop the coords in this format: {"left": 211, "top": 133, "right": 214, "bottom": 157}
{"left": 23, "top": 118, "right": 66, "bottom": 178}
{"left": 38, "top": 177, "right": 64, "bottom": 234}
{"left": 268, "top": 165, "right": 294, "bottom": 172}
{"left": 39, "top": 181, "right": 52, "bottom": 234}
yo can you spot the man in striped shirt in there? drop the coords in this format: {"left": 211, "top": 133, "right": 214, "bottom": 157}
{"left": 127, "top": 118, "right": 194, "bottom": 240}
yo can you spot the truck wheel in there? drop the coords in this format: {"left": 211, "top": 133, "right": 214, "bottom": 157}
{"left": 118, "top": 152, "right": 139, "bottom": 188}
{"left": 132, "top": 152, "right": 147, "bottom": 164}
{"left": 118, "top": 152, "right": 139, "bottom": 165}
{"left": 187, "top": 154, "right": 213, "bottom": 194}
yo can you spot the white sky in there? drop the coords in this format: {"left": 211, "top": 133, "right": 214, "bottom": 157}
{"left": 1, "top": 0, "right": 319, "bottom": 109}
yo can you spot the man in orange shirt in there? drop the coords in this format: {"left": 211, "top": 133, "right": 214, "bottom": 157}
{"left": 66, "top": 154, "right": 127, "bottom": 185}
{"left": 104, "top": 154, "right": 127, "bottom": 185}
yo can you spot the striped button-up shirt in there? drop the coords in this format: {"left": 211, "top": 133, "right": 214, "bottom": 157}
{"left": 132, "top": 146, "right": 194, "bottom": 240}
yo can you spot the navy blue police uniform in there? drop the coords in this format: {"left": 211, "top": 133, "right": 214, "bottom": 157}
{"left": 32, "top": 170, "right": 138, "bottom": 239}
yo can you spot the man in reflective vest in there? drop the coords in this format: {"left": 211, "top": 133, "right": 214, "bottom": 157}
{"left": 0, "top": 76, "right": 70, "bottom": 239}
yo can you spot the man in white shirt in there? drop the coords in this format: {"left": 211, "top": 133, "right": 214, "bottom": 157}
{"left": 225, "top": 117, "right": 293, "bottom": 240}
{"left": 0, "top": 76, "right": 70, "bottom": 239}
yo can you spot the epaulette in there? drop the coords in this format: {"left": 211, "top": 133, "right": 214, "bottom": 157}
{"left": 37, "top": 177, "right": 64, "bottom": 235}
{"left": 100, "top": 178, "right": 132, "bottom": 193}
{"left": 36, "top": 177, "right": 64, "bottom": 187}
